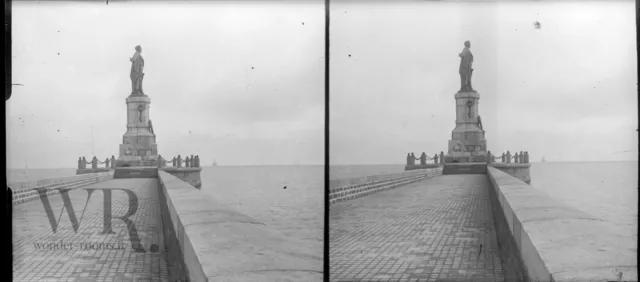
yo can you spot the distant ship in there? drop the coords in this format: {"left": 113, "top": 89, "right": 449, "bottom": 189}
{"left": 212, "top": 159, "right": 217, "bottom": 166}
{"left": 541, "top": 157, "right": 546, "bottom": 163}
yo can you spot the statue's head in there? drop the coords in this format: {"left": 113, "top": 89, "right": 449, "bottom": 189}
{"left": 135, "top": 45, "right": 142, "bottom": 53}
{"left": 464, "top": 41, "right": 470, "bottom": 48}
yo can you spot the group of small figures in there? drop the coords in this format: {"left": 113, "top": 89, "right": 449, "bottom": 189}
{"left": 407, "top": 152, "right": 445, "bottom": 166}
{"left": 157, "top": 154, "right": 201, "bottom": 168}
{"left": 487, "top": 150, "right": 530, "bottom": 164}
{"left": 78, "top": 156, "right": 116, "bottom": 169}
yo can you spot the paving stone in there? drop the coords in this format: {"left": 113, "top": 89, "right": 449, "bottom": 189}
{"left": 13, "top": 179, "right": 170, "bottom": 281}
{"left": 330, "top": 175, "right": 505, "bottom": 282}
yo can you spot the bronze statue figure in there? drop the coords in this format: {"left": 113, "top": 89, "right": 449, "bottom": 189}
{"left": 458, "top": 41, "right": 474, "bottom": 92}
{"left": 130, "top": 45, "right": 145, "bottom": 95}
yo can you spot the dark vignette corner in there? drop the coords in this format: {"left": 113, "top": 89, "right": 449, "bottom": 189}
{"left": 323, "top": 0, "right": 330, "bottom": 281}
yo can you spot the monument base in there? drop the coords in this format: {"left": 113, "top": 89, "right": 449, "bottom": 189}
{"left": 113, "top": 167, "right": 159, "bottom": 179}
{"left": 443, "top": 163, "right": 488, "bottom": 175}
{"left": 445, "top": 154, "right": 487, "bottom": 163}
{"left": 116, "top": 157, "right": 157, "bottom": 168}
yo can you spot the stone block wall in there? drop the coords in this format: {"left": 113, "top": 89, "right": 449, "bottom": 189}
{"left": 486, "top": 167, "right": 637, "bottom": 282}
{"left": 162, "top": 167, "right": 202, "bottom": 189}
{"left": 329, "top": 167, "right": 443, "bottom": 205}
{"left": 491, "top": 163, "right": 531, "bottom": 184}
{"left": 157, "top": 171, "right": 322, "bottom": 281}
{"left": 9, "top": 171, "right": 114, "bottom": 205}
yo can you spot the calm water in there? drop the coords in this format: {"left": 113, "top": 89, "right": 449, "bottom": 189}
{"left": 331, "top": 161, "right": 638, "bottom": 239}
{"left": 8, "top": 166, "right": 325, "bottom": 255}
{"left": 199, "top": 165, "right": 324, "bottom": 253}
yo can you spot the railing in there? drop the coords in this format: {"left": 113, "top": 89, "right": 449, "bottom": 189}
{"left": 77, "top": 155, "right": 116, "bottom": 169}
{"left": 406, "top": 151, "right": 446, "bottom": 166}
{"left": 157, "top": 154, "right": 201, "bottom": 168}
{"left": 11, "top": 171, "right": 114, "bottom": 205}
{"left": 330, "top": 167, "right": 444, "bottom": 204}
{"left": 487, "top": 150, "right": 530, "bottom": 164}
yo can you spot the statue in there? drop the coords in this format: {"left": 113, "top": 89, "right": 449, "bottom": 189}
{"left": 477, "top": 115, "right": 483, "bottom": 130}
{"left": 458, "top": 41, "right": 474, "bottom": 92}
{"left": 130, "top": 45, "right": 145, "bottom": 95}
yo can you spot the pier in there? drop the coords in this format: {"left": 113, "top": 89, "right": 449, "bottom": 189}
{"left": 329, "top": 165, "right": 637, "bottom": 281}
{"left": 11, "top": 168, "right": 322, "bottom": 281}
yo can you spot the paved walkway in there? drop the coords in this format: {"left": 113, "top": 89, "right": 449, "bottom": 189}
{"left": 13, "top": 179, "right": 170, "bottom": 282}
{"left": 330, "top": 175, "right": 504, "bottom": 282}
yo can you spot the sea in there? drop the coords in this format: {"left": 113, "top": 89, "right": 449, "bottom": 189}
{"left": 331, "top": 161, "right": 638, "bottom": 240}
{"left": 8, "top": 162, "right": 637, "bottom": 247}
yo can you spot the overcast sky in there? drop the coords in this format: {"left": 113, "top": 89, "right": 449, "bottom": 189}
{"left": 8, "top": 1, "right": 324, "bottom": 169}
{"left": 330, "top": 1, "right": 637, "bottom": 165}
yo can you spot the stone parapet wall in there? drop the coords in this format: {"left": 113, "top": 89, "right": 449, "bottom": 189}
{"left": 490, "top": 163, "right": 531, "bottom": 184}
{"left": 9, "top": 171, "right": 114, "bottom": 205}
{"left": 157, "top": 171, "right": 322, "bottom": 281}
{"left": 329, "top": 167, "right": 443, "bottom": 205}
{"left": 486, "top": 167, "right": 637, "bottom": 282}
{"left": 161, "top": 167, "right": 202, "bottom": 189}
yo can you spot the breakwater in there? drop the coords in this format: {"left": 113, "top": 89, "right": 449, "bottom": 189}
{"left": 486, "top": 166, "right": 637, "bottom": 281}
{"left": 157, "top": 170, "right": 322, "bottom": 281}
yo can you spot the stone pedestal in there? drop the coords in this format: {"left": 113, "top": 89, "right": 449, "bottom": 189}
{"left": 446, "top": 91, "right": 487, "bottom": 163}
{"left": 117, "top": 94, "right": 158, "bottom": 167}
